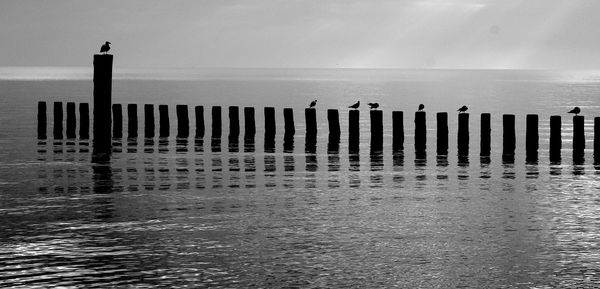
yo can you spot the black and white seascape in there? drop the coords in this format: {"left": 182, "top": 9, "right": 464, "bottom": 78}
{"left": 2, "top": 1, "right": 600, "bottom": 288}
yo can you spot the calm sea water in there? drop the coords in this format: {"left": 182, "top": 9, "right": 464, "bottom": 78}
{"left": 1, "top": 68, "right": 600, "bottom": 288}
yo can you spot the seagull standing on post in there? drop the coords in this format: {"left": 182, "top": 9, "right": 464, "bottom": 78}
{"left": 100, "top": 41, "right": 111, "bottom": 54}
{"left": 309, "top": 100, "right": 317, "bottom": 108}
{"left": 568, "top": 106, "right": 581, "bottom": 116}
{"left": 368, "top": 103, "right": 379, "bottom": 110}
{"left": 457, "top": 105, "right": 468, "bottom": 113}
{"left": 348, "top": 101, "right": 360, "bottom": 110}
{"left": 418, "top": 104, "right": 425, "bottom": 111}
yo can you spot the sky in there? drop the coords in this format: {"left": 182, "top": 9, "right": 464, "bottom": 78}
{"left": 1, "top": 0, "right": 600, "bottom": 69}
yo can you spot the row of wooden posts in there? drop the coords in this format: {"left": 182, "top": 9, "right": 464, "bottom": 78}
{"left": 38, "top": 100, "right": 600, "bottom": 162}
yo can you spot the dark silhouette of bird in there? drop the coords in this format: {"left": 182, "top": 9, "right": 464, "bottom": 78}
{"left": 418, "top": 104, "right": 425, "bottom": 111}
{"left": 568, "top": 106, "right": 581, "bottom": 116}
{"left": 100, "top": 41, "right": 111, "bottom": 54}
{"left": 349, "top": 101, "right": 360, "bottom": 110}
{"left": 457, "top": 105, "right": 468, "bottom": 113}
{"left": 309, "top": 100, "right": 317, "bottom": 108}
{"left": 368, "top": 103, "right": 379, "bottom": 110}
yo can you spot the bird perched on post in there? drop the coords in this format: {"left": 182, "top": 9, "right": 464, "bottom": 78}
{"left": 418, "top": 104, "right": 425, "bottom": 111}
{"left": 457, "top": 105, "right": 468, "bottom": 113}
{"left": 349, "top": 101, "right": 360, "bottom": 110}
{"left": 568, "top": 106, "right": 581, "bottom": 116}
{"left": 309, "top": 100, "right": 317, "bottom": 108}
{"left": 368, "top": 103, "right": 379, "bottom": 110}
{"left": 100, "top": 41, "right": 111, "bottom": 54}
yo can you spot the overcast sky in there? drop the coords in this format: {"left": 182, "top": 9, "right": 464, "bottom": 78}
{"left": 1, "top": 0, "right": 600, "bottom": 69}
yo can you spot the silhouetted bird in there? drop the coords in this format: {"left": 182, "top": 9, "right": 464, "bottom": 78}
{"left": 309, "top": 100, "right": 317, "bottom": 108}
{"left": 568, "top": 106, "right": 581, "bottom": 116}
{"left": 349, "top": 101, "right": 360, "bottom": 110}
{"left": 457, "top": 105, "right": 468, "bottom": 113}
{"left": 368, "top": 103, "right": 379, "bottom": 110}
{"left": 418, "top": 104, "right": 425, "bottom": 111}
{"left": 100, "top": 41, "right": 111, "bottom": 54}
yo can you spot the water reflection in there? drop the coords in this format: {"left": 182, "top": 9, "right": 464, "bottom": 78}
{"left": 176, "top": 138, "right": 188, "bottom": 154}
{"left": 436, "top": 155, "right": 448, "bottom": 180}
{"left": 369, "top": 149, "right": 383, "bottom": 187}
{"left": 211, "top": 137, "right": 221, "bottom": 153}
{"left": 349, "top": 153, "right": 360, "bottom": 187}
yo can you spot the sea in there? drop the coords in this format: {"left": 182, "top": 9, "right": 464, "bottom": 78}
{"left": 0, "top": 68, "right": 599, "bottom": 288}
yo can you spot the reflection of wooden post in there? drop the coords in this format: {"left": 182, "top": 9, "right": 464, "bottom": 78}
{"left": 594, "top": 117, "right": 600, "bottom": 163}
{"left": 414, "top": 111, "right": 426, "bottom": 153}
{"left": 79, "top": 103, "right": 89, "bottom": 139}
{"left": 349, "top": 110, "right": 360, "bottom": 152}
{"left": 229, "top": 106, "right": 240, "bottom": 137}
{"left": 480, "top": 113, "right": 491, "bottom": 157}
{"left": 195, "top": 106, "right": 204, "bottom": 138}
{"left": 127, "top": 104, "right": 138, "bottom": 138}
{"left": 265, "top": 107, "right": 276, "bottom": 136}
{"left": 176, "top": 105, "right": 189, "bottom": 138}
{"left": 159, "top": 105, "right": 169, "bottom": 138}
{"left": 457, "top": 113, "right": 469, "bottom": 156}
{"left": 144, "top": 104, "right": 155, "bottom": 138}
{"left": 244, "top": 107, "right": 255, "bottom": 139}
{"left": 370, "top": 110, "right": 383, "bottom": 151}
{"left": 436, "top": 112, "right": 448, "bottom": 155}
{"left": 66, "top": 102, "right": 76, "bottom": 138}
{"left": 549, "top": 115, "right": 561, "bottom": 162}
{"left": 573, "top": 115, "right": 585, "bottom": 161}
{"left": 392, "top": 111, "right": 404, "bottom": 151}
{"left": 93, "top": 54, "right": 112, "bottom": 147}
{"left": 111, "top": 103, "right": 122, "bottom": 138}
{"left": 502, "top": 114, "right": 515, "bottom": 158}
{"left": 37, "top": 101, "right": 46, "bottom": 139}
{"left": 525, "top": 114, "right": 538, "bottom": 162}
{"left": 284, "top": 108, "right": 295, "bottom": 136}
{"left": 53, "top": 102, "right": 63, "bottom": 139}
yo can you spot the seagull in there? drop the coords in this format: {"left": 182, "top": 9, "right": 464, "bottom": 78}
{"left": 418, "top": 104, "right": 425, "bottom": 111}
{"left": 100, "top": 41, "right": 111, "bottom": 54}
{"left": 368, "top": 103, "right": 379, "bottom": 110}
{"left": 309, "top": 100, "right": 317, "bottom": 108}
{"left": 457, "top": 105, "right": 468, "bottom": 113}
{"left": 568, "top": 106, "right": 581, "bottom": 116}
{"left": 348, "top": 101, "right": 360, "bottom": 110}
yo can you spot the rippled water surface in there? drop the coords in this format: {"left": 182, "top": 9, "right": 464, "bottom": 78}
{"left": 1, "top": 69, "right": 600, "bottom": 288}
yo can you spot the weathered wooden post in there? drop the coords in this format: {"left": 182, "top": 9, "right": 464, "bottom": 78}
{"left": 265, "top": 107, "right": 276, "bottom": 137}
{"left": 66, "top": 102, "right": 76, "bottom": 139}
{"left": 393, "top": 111, "right": 404, "bottom": 151}
{"left": 327, "top": 109, "right": 340, "bottom": 137}
{"left": 284, "top": 108, "right": 295, "bottom": 137}
{"left": 111, "top": 103, "right": 122, "bottom": 138}
{"left": 93, "top": 54, "right": 112, "bottom": 149}
{"left": 305, "top": 108, "right": 317, "bottom": 153}
{"left": 229, "top": 106, "right": 240, "bottom": 137}
{"left": 53, "top": 102, "right": 63, "bottom": 139}
{"left": 549, "top": 115, "right": 561, "bottom": 162}
{"left": 525, "top": 114, "right": 539, "bottom": 162}
{"left": 573, "top": 115, "right": 585, "bottom": 162}
{"left": 176, "top": 105, "right": 189, "bottom": 138}
{"left": 195, "top": 106, "right": 204, "bottom": 138}
{"left": 79, "top": 103, "right": 89, "bottom": 139}
{"left": 370, "top": 110, "right": 383, "bottom": 151}
{"left": 211, "top": 106, "right": 221, "bottom": 138}
{"left": 244, "top": 107, "right": 256, "bottom": 139}
{"left": 480, "top": 113, "right": 491, "bottom": 157}
{"left": 502, "top": 114, "right": 516, "bottom": 161}
{"left": 436, "top": 112, "right": 448, "bottom": 155}
{"left": 37, "top": 101, "right": 46, "bottom": 139}
{"left": 349, "top": 110, "right": 360, "bottom": 152}
{"left": 144, "top": 104, "right": 155, "bottom": 138}
{"left": 457, "top": 113, "right": 469, "bottom": 156}
{"left": 159, "top": 105, "right": 169, "bottom": 138}
{"left": 595, "top": 117, "right": 600, "bottom": 164}
{"left": 127, "top": 104, "right": 137, "bottom": 138}
{"left": 414, "top": 111, "right": 426, "bottom": 153}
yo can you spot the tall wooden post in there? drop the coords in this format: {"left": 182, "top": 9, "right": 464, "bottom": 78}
{"left": 176, "top": 104, "right": 189, "bottom": 138}
{"left": 111, "top": 103, "right": 122, "bottom": 138}
{"left": 392, "top": 111, "right": 404, "bottom": 151}
{"left": 594, "top": 117, "right": 600, "bottom": 164}
{"left": 93, "top": 54, "right": 112, "bottom": 150}
{"left": 195, "top": 106, "right": 204, "bottom": 138}
{"left": 414, "top": 111, "right": 426, "bottom": 153}
{"left": 127, "top": 104, "right": 138, "bottom": 138}
{"left": 159, "top": 105, "right": 169, "bottom": 138}
{"left": 525, "top": 114, "right": 539, "bottom": 162}
{"left": 53, "top": 102, "right": 63, "bottom": 139}
{"left": 284, "top": 108, "right": 295, "bottom": 137}
{"left": 144, "top": 104, "right": 155, "bottom": 138}
{"left": 212, "top": 106, "right": 221, "bottom": 138}
{"left": 37, "top": 101, "right": 46, "bottom": 139}
{"left": 370, "top": 110, "right": 383, "bottom": 151}
{"left": 349, "top": 110, "right": 360, "bottom": 153}
{"left": 502, "top": 114, "right": 516, "bottom": 162}
{"left": 265, "top": 107, "right": 276, "bottom": 137}
{"left": 480, "top": 113, "right": 491, "bottom": 157}
{"left": 457, "top": 113, "right": 469, "bottom": 156}
{"left": 79, "top": 103, "right": 89, "bottom": 139}
{"left": 549, "top": 115, "right": 561, "bottom": 162}
{"left": 244, "top": 107, "right": 256, "bottom": 139}
{"left": 66, "top": 102, "right": 76, "bottom": 138}
{"left": 573, "top": 115, "right": 585, "bottom": 162}
{"left": 436, "top": 112, "right": 448, "bottom": 155}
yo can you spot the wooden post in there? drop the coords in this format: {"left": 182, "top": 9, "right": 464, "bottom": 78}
{"left": 93, "top": 54, "right": 112, "bottom": 148}
{"left": 457, "top": 113, "right": 469, "bottom": 156}
{"left": 37, "top": 101, "right": 46, "bottom": 139}
{"left": 414, "top": 111, "right": 426, "bottom": 153}
{"left": 549, "top": 115, "right": 561, "bottom": 162}
{"left": 436, "top": 112, "right": 448, "bottom": 155}
{"left": 244, "top": 107, "right": 255, "bottom": 139}
{"left": 127, "top": 104, "right": 137, "bottom": 138}
{"left": 159, "top": 104, "right": 169, "bottom": 138}
{"left": 212, "top": 106, "right": 221, "bottom": 138}
{"left": 595, "top": 117, "right": 600, "bottom": 164}
{"left": 79, "top": 103, "right": 89, "bottom": 139}
{"left": 111, "top": 103, "right": 122, "bottom": 139}
{"left": 195, "top": 105, "right": 204, "bottom": 138}
{"left": 305, "top": 108, "right": 317, "bottom": 135}
{"left": 370, "top": 110, "right": 383, "bottom": 151}
{"left": 526, "top": 114, "right": 539, "bottom": 162}
{"left": 176, "top": 105, "right": 189, "bottom": 138}
{"left": 66, "top": 102, "right": 76, "bottom": 138}
{"left": 53, "top": 101, "right": 63, "bottom": 139}
{"left": 502, "top": 114, "right": 516, "bottom": 160}
{"left": 284, "top": 108, "right": 295, "bottom": 137}
{"left": 228, "top": 106, "right": 240, "bottom": 137}
{"left": 144, "top": 104, "right": 155, "bottom": 138}
{"left": 480, "top": 113, "right": 491, "bottom": 157}
{"left": 573, "top": 115, "right": 585, "bottom": 162}
{"left": 265, "top": 107, "right": 276, "bottom": 136}
{"left": 392, "top": 111, "right": 404, "bottom": 151}
{"left": 327, "top": 109, "right": 340, "bottom": 137}
{"left": 349, "top": 110, "right": 360, "bottom": 152}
